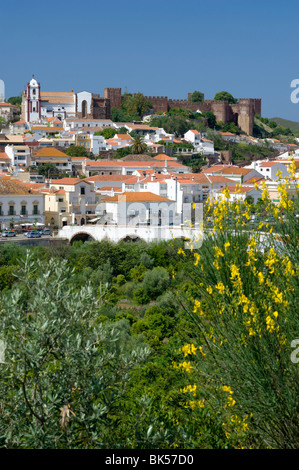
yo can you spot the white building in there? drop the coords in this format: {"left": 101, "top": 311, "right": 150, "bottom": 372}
{"left": 101, "top": 191, "right": 177, "bottom": 226}
{"left": 45, "top": 178, "right": 98, "bottom": 227}
{"left": 245, "top": 161, "right": 289, "bottom": 181}
{"left": 215, "top": 185, "right": 262, "bottom": 204}
{"left": 0, "top": 179, "right": 44, "bottom": 229}
{"left": 22, "top": 77, "right": 76, "bottom": 123}
{"left": 5, "top": 145, "right": 31, "bottom": 168}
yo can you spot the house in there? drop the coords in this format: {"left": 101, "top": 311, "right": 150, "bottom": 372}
{"left": 215, "top": 185, "right": 262, "bottom": 204}
{"left": 0, "top": 179, "right": 44, "bottom": 230}
{"left": 76, "top": 133, "right": 106, "bottom": 154}
{"left": 9, "top": 119, "right": 26, "bottom": 135}
{"left": 247, "top": 161, "right": 289, "bottom": 181}
{"left": 0, "top": 153, "right": 11, "bottom": 173}
{"left": 82, "top": 159, "right": 189, "bottom": 177}
{"left": 195, "top": 138, "right": 214, "bottom": 155}
{"left": 5, "top": 145, "right": 31, "bottom": 168}
{"left": 0, "top": 102, "right": 20, "bottom": 122}
{"left": 213, "top": 167, "right": 263, "bottom": 184}
{"left": 31, "top": 147, "right": 73, "bottom": 174}
{"left": 30, "top": 126, "right": 64, "bottom": 137}
{"left": 220, "top": 132, "right": 238, "bottom": 143}
{"left": 184, "top": 129, "right": 201, "bottom": 145}
{"left": 65, "top": 118, "right": 114, "bottom": 131}
{"left": 44, "top": 178, "right": 98, "bottom": 227}
{"left": 101, "top": 191, "right": 176, "bottom": 226}
{"left": 0, "top": 134, "right": 24, "bottom": 151}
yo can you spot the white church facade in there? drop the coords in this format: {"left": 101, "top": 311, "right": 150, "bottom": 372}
{"left": 22, "top": 77, "right": 76, "bottom": 123}
{"left": 22, "top": 77, "right": 113, "bottom": 124}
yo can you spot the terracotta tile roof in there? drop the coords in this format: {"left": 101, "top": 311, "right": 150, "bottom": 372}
{"left": 202, "top": 165, "right": 234, "bottom": 173}
{"left": 0, "top": 102, "right": 18, "bottom": 108}
{"left": 153, "top": 154, "right": 176, "bottom": 161}
{"left": 84, "top": 174, "right": 135, "bottom": 182}
{"left": 0, "top": 153, "right": 10, "bottom": 161}
{"left": 224, "top": 185, "right": 257, "bottom": 194}
{"left": 31, "top": 126, "right": 64, "bottom": 132}
{"left": 189, "top": 129, "right": 199, "bottom": 134}
{"left": 259, "top": 162, "right": 282, "bottom": 167}
{"left": 99, "top": 186, "right": 122, "bottom": 191}
{"left": 103, "top": 191, "right": 172, "bottom": 203}
{"left": 0, "top": 179, "right": 41, "bottom": 195}
{"left": 216, "top": 167, "right": 253, "bottom": 175}
{"left": 49, "top": 178, "right": 81, "bottom": 185}
{"left": 115, "top": 134, "right": 133, "bottom": 140}
{"left": 85, "top": 159, "right": 186, "bottom": 168}
{"left": 245, "top": 176, "right": 265, "bottom": 184}
{"left": 11, "top": 119, "right": 25, "bottom": 125}
{"left": 34, "top": 147, "right": 68, "bottom": 158}
{"left": 40, "top": 92, "right": 75, "bottom": 104}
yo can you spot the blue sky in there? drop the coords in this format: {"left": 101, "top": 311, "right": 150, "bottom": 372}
{"left": 1, "top": 0, "right": 299, "bottom": 121}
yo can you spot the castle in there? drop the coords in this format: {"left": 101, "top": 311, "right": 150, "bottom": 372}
{"left": 107, "top": 89, "right": 261, "bottom": 135}
{"left": 22, "top": 77, "right": 260, "bottom": 135}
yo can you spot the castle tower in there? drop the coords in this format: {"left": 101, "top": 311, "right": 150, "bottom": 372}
{"left": 23, "top": 76, "right": 41, "bottom": 123}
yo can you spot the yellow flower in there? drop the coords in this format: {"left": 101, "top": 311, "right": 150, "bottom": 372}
{"left": 177, "top": 248, "right": 186, "bottom": 256}
{"left": 224, "top": 241, "right": 230, "bottom": 250}
{"left": 193, "top": 299, "right": 204, "bottom": 315}
{"left": 194, "top": 252, "right": 200, "bottom": 266}
{"left": 206, "top": 285, "right": 213, "bottom": 294}
{"left": 215, "top": 281, "right": 225, "bottom": 295}
{"left": 181, "top": 343, "right": 197, "bottom": 357}
{"left": 266, "top": 316, "right": 275, "bottom": 333}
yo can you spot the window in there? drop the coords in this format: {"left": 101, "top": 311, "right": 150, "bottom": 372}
{"left": 0, "top": 206, "right": 2, "bottom": 216}
{"left": 33, "top": 205, "right": 38, "bottom": 215}
{"left": 80, "top": 187, "right": 85, "bottom": 195}
{"left": 21, "top": 205, "right": 26, "bottom": 215}
{"left": 58, "top": 198, "right": 64, "bottom": 202}
{"left": 9, "top": 205, "right": 14, "bottom": 215}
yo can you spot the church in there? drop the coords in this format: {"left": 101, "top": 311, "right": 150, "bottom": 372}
{"left": 21, "top": 76, "right": 118, "bottom": 123}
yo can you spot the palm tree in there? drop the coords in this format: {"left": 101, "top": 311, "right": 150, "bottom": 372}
{"left": 131, "top": 135, "right": 147, "bottom": 154}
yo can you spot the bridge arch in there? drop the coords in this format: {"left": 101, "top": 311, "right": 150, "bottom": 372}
{"left": 70, "top": 231, "right": 96, "bottom": 244}
{"left": 120, "top": 234, "right": 144, "bottom": 243}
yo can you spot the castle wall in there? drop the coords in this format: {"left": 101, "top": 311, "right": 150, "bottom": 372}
{"left": 104, "top": 88, "right": 122, "bottom": 109}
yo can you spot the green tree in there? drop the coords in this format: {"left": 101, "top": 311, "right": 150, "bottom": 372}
{"left": 36, "top": 163, "right": 60, "bottom": 178}
{"left": 131, "top": 135, "right": 148, "bottom": 154}
{"left": 0, "top": 117, "right": 7, "bottom": 129}
{"left": 142, "top": 267, "right": 170, "bottom": 299}
{"left": 188, "top": 91, "right": 204, "bottom": 103}
{"left": 204, "top": 111, "right": 216, "bottom": 128}
{"left": 94, "top": 128, "right": 117, "bottom": 139}
{"left": 214, "top": 91, "right": 238, "bottom": 104}
{"left": 8, "top": 95, "right": 22, "bottom": 107}
{"left": 0, "top": 254, "right": 150, "bottom": 448}
{"left": 65, "top": 145, "right": 90, "bottom": 157}
{"left": 121, "top": 93, "right": 153, "bottom": 119}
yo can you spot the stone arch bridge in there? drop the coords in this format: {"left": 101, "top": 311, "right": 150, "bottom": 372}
{"left": 57, "top": 224, "right": 203, "bottom": 245}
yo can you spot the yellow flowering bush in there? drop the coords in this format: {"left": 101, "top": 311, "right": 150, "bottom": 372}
{"left": 176, "top": 185, "right": 299, "bottom": 449}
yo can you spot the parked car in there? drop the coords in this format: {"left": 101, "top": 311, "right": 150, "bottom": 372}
{"left": 1, "top": 230, "right": 16, "bottom": 237}
{"left": 26, "top": 231, "right": 42, "bottom": 238}
{"left": 42, "top": 229, "right": 52, "bottom": 236}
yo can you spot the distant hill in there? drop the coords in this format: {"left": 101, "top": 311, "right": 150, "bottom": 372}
{"left": 270, "top": 117, "right": 299, "bottom": 133}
